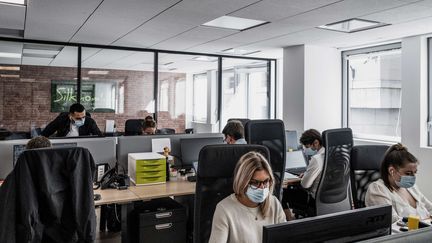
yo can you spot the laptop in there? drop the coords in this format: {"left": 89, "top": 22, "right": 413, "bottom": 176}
{"left": 285, "top": 150, "right": 308, "bottom": 176}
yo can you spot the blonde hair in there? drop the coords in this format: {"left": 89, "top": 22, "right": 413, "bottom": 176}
{"left": 233, "top": 151, "right": 275, "bottom": 217}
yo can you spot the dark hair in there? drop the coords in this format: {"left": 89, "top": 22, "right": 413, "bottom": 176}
{"left": 144, "top": 120, "right": 156, "bottom": 129}
{"left": 26, "top": 136, "right": 52, "bottom": 149}
{"left": 299, "top": 129, "right": 322, "bottom": 146}
{"left": 69, "top": 103, "right": 85, "bottom": 113}
{"left": 145, "top": 115, "right": 154, "bottom": 121}
{"left": 222, "top": 120, "right": 244, "bottom": 140}
{"left": 381, "top": 143, "right": 418, "bottom": 191}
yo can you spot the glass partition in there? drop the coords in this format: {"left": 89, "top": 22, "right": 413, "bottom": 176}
{"left": 81, "top": 48, "right": 154, "bottom": 133}
{"left": 0, "top": 41, "right": 78, "bottom": 134}
{"left": 157, "top": 53, "right": 218, "bottom": 133}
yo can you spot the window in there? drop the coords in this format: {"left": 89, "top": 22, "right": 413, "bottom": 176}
{"left": 193, "top": 73, "right": 208, "bottom": 123}
{"left": 343, "top": 43, "right": 402, "bottom": 142}
{"left": 221, "top": 58, "right": 270, "bottom": 129}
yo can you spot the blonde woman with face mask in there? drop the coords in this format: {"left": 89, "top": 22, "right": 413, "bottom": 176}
{"left": 209, "top": 152, "right": 286, "bottom": 243}
{"left": 365, "top": 143, "right": 432, "bottom": 224}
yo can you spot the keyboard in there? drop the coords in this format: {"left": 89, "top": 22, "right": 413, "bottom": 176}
{"left": 286, "top": 168, "right": 305, "bottom": 176}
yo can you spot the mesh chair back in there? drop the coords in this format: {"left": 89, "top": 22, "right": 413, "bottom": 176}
{"left": 316, "top": 128, "right": 353, "bottom": 215}
{"left": 194, "top": 144, "right": 270, "bottom": 243}
{"left": 244, "top": 119, "right": 286, "bottom": 200}
{"left": 350, "top": 145, "right": 389, "bottom": 208}
{"left": 124, "top": 119, "right": 144, "bottom": 136}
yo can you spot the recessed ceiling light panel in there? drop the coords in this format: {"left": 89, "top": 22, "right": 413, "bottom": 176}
{"left": 317, "top": 18, "right": 389, "bottom": 33}
{"left": 191, "top": 56, "right": 218, "bottom": 62}
{"left": 221, "top": 48, "right": 261, "bottom": 56}
{"left": 202, "top": 16, "right": 268, "bottom": 31}
{"left": 0, "top": 52, "right": 21, "bottom": 58}
{"left": 0, "top": 0, "right": 25, "bottom": 5}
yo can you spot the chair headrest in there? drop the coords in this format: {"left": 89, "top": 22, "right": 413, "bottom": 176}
{"left": 351, "top": 145, "right": 389, "bottom": 170}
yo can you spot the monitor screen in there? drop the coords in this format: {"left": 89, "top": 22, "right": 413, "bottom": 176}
{"left": 285, "top": 130, "right": 299, "bottom": 151}
{"left": 263, "top": 205, "right": 392, "bottom": 243}
{"left": 179, "top": 137, "right": 224, "bottom": 168}
{"left": 285, "top": 151, "right": 307, "bottom": 170}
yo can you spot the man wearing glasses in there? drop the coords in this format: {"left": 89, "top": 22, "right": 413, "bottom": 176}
{"left": 41, "top": 103, "right": 102, "bottom": 137}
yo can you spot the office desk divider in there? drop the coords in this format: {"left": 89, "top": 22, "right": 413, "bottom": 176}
{"left": 0, "top": 137, "right": 117, "bottom": 179}
{"left": 117, "top": 133, "right": 223, "bottom": 173}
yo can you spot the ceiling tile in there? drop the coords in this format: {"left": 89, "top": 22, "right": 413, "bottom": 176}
{"left": 113, "top": 0, "right": 259, "bottom": 48}
{"left": 24, "top": 0, "right": 103, "bottom": 41}
{"left": 70, "top": 0, "right": 180, "bottom": 45}
{"left": 0, "top": 3, "right": 26, "bottom": 30}
{"left": 230, "top": 0, "right": 341, "bottom": 22}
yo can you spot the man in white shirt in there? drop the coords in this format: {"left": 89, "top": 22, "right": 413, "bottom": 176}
{"left": 299, "top": 129, "right": 325, "bottom": 198}
{"left": 222, "top": 120, "right": 247, "bottom": 144}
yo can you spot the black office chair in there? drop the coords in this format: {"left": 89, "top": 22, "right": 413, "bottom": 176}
{"left": 194, "top": 144, "right": 270, "bottom": 243}
{"left": 0, "top": 147, "right": 96, "bottom": 242}
{"left": 185, "top": 128, "right": 194, "bottom": 134}
{"left": 156, "top": 128, "right": 175, "bottom": 134}
{"left": 124, "top": 119, "right": 144, "bottom": 136}
{"left": 315, "top": 128, "right": 353, "bottom": 216}
{"left": 244, "top": 119, "right": 286, "bottom": 200}
{"left": 350, "top": 145, "right": 389, "bottom": 208}
{"left": 92, "top": 108, "right": 115, "bottom": 113}
{"left": 227, "top": 118, "right": 250, "bottom": 128}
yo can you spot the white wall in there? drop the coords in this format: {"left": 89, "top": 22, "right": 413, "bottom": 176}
{"left": 400, "top": 36, "right": 432, "bottom": 199}
{"left": 304, "top": 45, "right": 341, "bottom": 132}
{"left": 283, "top": 45, "right": 341, "bottom": 133}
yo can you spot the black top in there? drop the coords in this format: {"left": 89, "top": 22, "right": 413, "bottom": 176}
{"left": 41, "top": 112, "right": 102, "bottom": 137}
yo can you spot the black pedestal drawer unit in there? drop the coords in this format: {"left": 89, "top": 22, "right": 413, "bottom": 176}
{"left": 134, "top": 197, "right": 187, "bottom": 243}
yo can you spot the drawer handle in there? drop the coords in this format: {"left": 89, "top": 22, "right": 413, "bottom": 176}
{"left": 155, "top": 212, "right": 172, "bottom": 218}
{"left": 155, "top": 223, "right": 172, "bottom": 230}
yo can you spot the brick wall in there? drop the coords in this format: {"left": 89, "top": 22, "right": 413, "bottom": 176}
{"left": 0, "top": 65, "right": 186, "bottom": 133}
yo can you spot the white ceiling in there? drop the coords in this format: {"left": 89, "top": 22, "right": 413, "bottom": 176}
{"left": 1, "top": 0, "right": 432, "bottom": 70}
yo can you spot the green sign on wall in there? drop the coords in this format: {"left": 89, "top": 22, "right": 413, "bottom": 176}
{"left": 51, "top": 80, "right": 95, "bottom": 112}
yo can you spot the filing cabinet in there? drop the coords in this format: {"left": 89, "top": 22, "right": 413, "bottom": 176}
{"left": 128, "top": 152, "right": 166, "bottom": 185}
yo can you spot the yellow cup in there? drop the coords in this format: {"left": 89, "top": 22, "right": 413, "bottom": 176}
{"left": 407, "top": 215, "right": 420, "bottom": 230}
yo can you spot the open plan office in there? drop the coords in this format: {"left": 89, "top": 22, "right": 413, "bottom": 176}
{"left": 1, "top": 0, "right": 432, "bottom": 243}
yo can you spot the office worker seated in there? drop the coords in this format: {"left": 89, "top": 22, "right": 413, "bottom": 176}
{"left": 26, "top": 136, "right": 52, "bottom": 149}
{"left": 365, "top": 143, "right": 432, "bottom": 223}
{"left": 299, "top": 129, "right": 325, "bottom": 198}
{"left": 222, "top": 120, "right": 247, "bottom": 144}
{"left": 143, "top": 120, "right": 157, "bottom": 135}
{"left": 41, "top": 103, "right": 102, "bottom": 137}
{"left": 209, "top": 152, "right": 286, "bottom": 243}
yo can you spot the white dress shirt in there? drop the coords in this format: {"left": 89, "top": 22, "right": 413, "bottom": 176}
{"left": 365, "top": 179, "right": 432, "bottom": 223}
{"left": 300, "top": 147, "right": 325, "bottom": 198}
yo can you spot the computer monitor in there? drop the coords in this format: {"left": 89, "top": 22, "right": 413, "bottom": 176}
{"left": 179, "top": 137, "right": 224, "bottom": 168}
{"left": 285, "top": 150, "right": 307, "bottom": 175}
{"left": 262, "top": 205, "right": 392, "bottom": 243}
{"left": 285, "top": 130, "right": 299, "bottom": 151}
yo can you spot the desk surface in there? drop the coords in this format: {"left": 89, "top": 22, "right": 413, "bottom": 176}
{"left": 129, "top": 180, "right": 196, "bottom": 200}
{"left": 94, "top": 180, "right": 196, "bottom": 206}
{"left": 94, "top": 187, "right": 139, "bottom": 206}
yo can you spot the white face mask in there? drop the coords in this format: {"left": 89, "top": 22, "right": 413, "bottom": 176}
{"left": 246, "top": 186, "right": 269, "bottom": 204}
{"left": 304, "top": 147, "right": 317, "bottom": 156}
{"left": 73, "top": 118, "right": 85, "bottom": 127}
